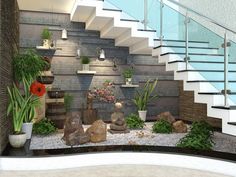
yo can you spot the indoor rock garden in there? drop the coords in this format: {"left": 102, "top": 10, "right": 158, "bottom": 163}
{"left": 3, "top": 27, "right": 236, "bottom": 157}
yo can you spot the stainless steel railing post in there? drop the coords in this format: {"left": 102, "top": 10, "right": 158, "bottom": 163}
{"left": 184, "top": 12, "right": 190, "bottom": 70}
{"left": 160, "top": 0, "right": 164, "bottom": 45}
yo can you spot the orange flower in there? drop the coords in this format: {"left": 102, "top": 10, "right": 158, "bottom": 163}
{"left": 30, "top": 81, "right": 46, "bottom": 97}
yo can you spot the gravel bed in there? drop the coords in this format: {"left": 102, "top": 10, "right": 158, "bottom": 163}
{"left": 30, "top": 123, "right": 236, "bottom": 154}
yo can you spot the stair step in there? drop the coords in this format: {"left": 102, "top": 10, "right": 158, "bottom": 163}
{"left": 199, "top": 92, "right": 236, "bottom": 95}
{"left": 168, "top": 60, "right": 236, "bottom": 64}
{"left": 177, "top": 70, "right": 236, "bottom": 73}
{"left": 102, "top": 8, "right": 122, "bottom": 12}
{"left": 154, "top": 45, "right": 218, "bottom": 50}
{"left": 161, "top": 52, "right": 223, "bottom": 57}
{"left": 228, "top": 122, "right": 236, "bottom": 126}
{"left": 120, "top": 19, "right": 139, "bottom": 22}
{"left": 212, "top": 106, "right": 236, "bottom": 110}
{"left": 138, "top": 29, "right": 156, "bottom": 32}
{"left": 154, "top": 39, "right": 209, "bottom": 44}
{"left": 155, "top": 45, "right": 219, "bottom": 55}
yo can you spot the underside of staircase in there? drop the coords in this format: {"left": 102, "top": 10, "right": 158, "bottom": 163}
{"left": 70, "top": 0, "right": 236, "bottom": 136}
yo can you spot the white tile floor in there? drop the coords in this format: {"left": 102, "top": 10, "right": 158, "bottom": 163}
{"left": 0, "top": 165, "right": 232, "bottom": 177}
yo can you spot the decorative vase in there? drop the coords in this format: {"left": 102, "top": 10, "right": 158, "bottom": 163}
{"left": 125, "top": 78, "right": 132, "bottom": 85}
{"left": 82, "top": 64, "right": 90, "bottom": 71}
{"left": 37, "top": 75, "right": 54, "bottom": 84}
{"left": 138, "top": 110, "right": 147, "bottom": 121}
{"left": 43, "top": 39, "right": 50, "bottom": 48}
{"left": 22, "top": 122, "right": 33, "bottom": 139}
{"left": 9, "top": 133, "right": 27, "bottom": 148}
{"left": 48, "top": 89, "right": 65, "bottom": 98}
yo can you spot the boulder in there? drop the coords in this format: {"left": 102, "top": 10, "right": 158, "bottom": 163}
{"left": 86, "top": 120, "right": 107, "bottom": 143}
{"left": 172, "top": 120, "right": 188, "bottom": 133}
{"left": 63, "top": 113, "right": 90, "bottom": 146}
{"left": 157, "top": 112, "right": 176, "bottom": 124}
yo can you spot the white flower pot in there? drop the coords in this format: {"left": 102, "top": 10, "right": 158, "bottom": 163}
{"left": 22, "top": 122, "right": 33, "bottom": 139}
{"left": 43, "top": 39, "right": 50, "bottom": 48}
{"left": 9, "top": 133, "right": 27, "bottom": 148}
{"left": 138, "top": 110, "right": 147, "bottom": 121}
{"left": 82, "top": 64, "right": 90, "bottom": 71}
{"left": 125, "top": 78, "right": 132, "bottom": 85}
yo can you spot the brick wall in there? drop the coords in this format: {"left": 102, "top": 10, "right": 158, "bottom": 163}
{"left": 179, "top": 81, "right": 222, "bottom": 128}
{"left": 0, "top": 0, "right": 19, "bottom": 153}
{"left": 19, "top": 11, "right": 179, "bottom": 121}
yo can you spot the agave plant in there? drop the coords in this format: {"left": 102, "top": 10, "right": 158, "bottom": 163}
{"left": 132, "top": 79, "right": 158, "bottom": 111}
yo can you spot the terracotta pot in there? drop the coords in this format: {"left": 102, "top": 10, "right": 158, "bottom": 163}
{"left": 9, "top": 133, "right": 27, "bottom": 148}
{"left": 37, "top": 75, "right": 54, "bottom": 84}
{"left": 48, "top": 89, "right": 65, "bottom": 98}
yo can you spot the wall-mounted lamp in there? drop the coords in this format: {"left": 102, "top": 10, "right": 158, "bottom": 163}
{"left": 61, "top": 29, "right": 67, "bottom": 40}
{"left": 96, "top": 47, "right": 106, "bottom": 61}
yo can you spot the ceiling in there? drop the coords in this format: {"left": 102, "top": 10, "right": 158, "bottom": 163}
{"left": 17, "top": 0, "right": 76, "bottom": 13}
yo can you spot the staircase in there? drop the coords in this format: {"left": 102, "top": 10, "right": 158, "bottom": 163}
{"left": 70, "top": 0, "right": 236, "bottom": 136}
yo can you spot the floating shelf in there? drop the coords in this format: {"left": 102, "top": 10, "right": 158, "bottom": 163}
{"left": 46, "top": 98, "right": 64, "bottom": 103}
{"left": 121, "top": 84, "right": 139, "bottom": 88}
{"left": 77, "top": 70, "right": 96, "bottom": 75}
{"left": 36, "top": 46, "right": 57, "bottom": 50}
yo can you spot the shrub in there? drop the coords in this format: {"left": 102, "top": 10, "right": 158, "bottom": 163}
{"left": 177, "top": 121, "right": 214, "bottom": 150}
{"left": 33, "top": 118, "right": 57, "bottom": 135}
{"left": 152, "top": 119, "right": 172, "bottom": 133}
{"left": 126, "top": 113, "right": 145, "bottom": 129}
{"left": 81, "top": 56, "right": 90, "bottom": 64}
{"left": 13, "top": 49, "right": 48, "bottom": 82}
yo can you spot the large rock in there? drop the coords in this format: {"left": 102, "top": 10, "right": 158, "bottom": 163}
{"left": 86, "top": 120, "right": 107, "bottom": 143}
{"left": 157, "top": 112, "right": 176, "bottom": 124}
{"left": 63, "top": 113, "right": 90, "bottom": 146}
{"left": 173, "top": 120, "right": 187, "bottom": 133}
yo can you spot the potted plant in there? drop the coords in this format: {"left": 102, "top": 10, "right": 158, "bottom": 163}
{"left": 7, "top": 79, "right": 45, "bottom": 147}
{"left": 81, "top": 56, "right": 90, "bottom": 71}
{"left": 41, "top": 28, "right": 52, "bottom": 48}
{"left": 122, "top": 68, "right": 134, "bottom": 85}
{"left": 22, "top": 79, "right": 46, "bottom": 139}
{"left": 132, "top": 79, "right": 158, "bottom": 121}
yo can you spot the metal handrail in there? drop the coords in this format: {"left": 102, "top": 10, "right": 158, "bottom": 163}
{"left": 165, "top": 0, "right": 236, "bottom": 35}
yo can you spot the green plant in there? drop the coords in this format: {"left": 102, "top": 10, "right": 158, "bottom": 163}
{"left": 122, "top": 68, "right": 134, "bottom": 78}
{"left": 64, "top": 93, "right": 74, "bottom": 112}
{"left": 132, "top": 79, "right": 158, "bottom": 110}
{"left": 7, "top": 78, "right": 40, "bottom": 134}
{"left": 81, "top": 56, "right": 90, "bottom": 64}
{"left": 13, "top": 49, "right": 48, "bottom": 82}
{"left": 126, "top": 113, "right": 145, "bottom": 129}
{"left": 33, "top": 118, "right": 57, "bottom": 135}
{"left": 152, "top": 119, "right": 172, "bottom": 133}
{"left": 41, "top": 28, "right": 52, "bottom": 39}
{"left": 177, "top": 121, "right": 214, "bottom": 150}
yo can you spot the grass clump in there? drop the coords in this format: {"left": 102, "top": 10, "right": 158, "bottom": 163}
{"left": 152, "top": 119, "right": 172, "bottom": 134}
{"left": 126, "top": 113, "right": 145, "bottom": 129}
{"left": 33, "top": 118, "right": 57, "bottom": 135}
{"left": 177, "top": 121, "right": 214, "bottom": 150}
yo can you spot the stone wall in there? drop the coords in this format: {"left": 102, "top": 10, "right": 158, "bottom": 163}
{"left": 179, "top": 81, "right": 222, "bottom": 128}
{"left": 19, "top": 11, "right": 179, "bottom": 121}
{"left": 0, "top": 0, "right": 19, "bottom": 153}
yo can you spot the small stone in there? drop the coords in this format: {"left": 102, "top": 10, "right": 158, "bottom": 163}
{"left": 128, "top": 140, "right": 137, "bottom": 145}
{"left": 157, "top": 112, "right": 176, "bottom": 124}
{"left": 63, "top": 113, "right": 90, "bottom": 146}
{"left": 86, "top": 120, "right": 107, "bottom": 143}
{"left": 172, "top": 120, "right": 187, "bottom": 133}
